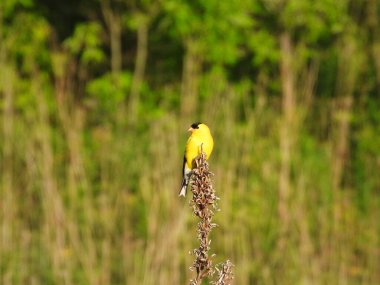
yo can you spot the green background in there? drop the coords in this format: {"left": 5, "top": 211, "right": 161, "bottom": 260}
{"left": 0, "top": 0, "right": 379, "bottom": 284}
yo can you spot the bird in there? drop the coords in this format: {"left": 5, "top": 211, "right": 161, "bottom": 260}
{"left": 179, "top": 122, "right": 214, "bottom": 197}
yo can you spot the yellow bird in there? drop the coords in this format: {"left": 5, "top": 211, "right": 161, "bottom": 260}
{"left": 179, "top": 122, "right": 214, "bottom": 197}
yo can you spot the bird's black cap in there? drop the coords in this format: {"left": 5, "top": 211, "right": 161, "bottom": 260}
{"left": 191, "top": 122, "right": 202, "bottom": 129}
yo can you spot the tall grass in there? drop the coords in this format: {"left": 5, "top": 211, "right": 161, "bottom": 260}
{"left": 1, "top": 11, "right": 380, "bottom": 285}
{"left": 1, "top": 63, "right": 379, "bottom": 285}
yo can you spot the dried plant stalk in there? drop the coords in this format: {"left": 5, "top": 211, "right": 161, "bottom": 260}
{"left": 212, "top": 260, "right": 234, "bottom": 285}
{"left": 188, "top": 151, "right": 233, "bottom": 285}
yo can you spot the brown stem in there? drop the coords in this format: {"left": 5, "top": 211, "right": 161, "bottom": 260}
{"left": 100, "top": 0, "right": 122, "bottom": 74}
{"left": 129, "top": 20, "right": 148, "bottom": 126}
{"left": 181, "top": 40, "right": 200, "bottom": 122}
{"left": 278, "top": 31, "right": 295, "bottom": 251}
{"left": 189, "top": 153, "right": 218, "bottom": 285}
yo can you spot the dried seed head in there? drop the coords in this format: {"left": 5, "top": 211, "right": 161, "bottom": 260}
{"left": 188, "top": 152, "right": 233, "bottom": 285}
{"left": 189, "top": 152, "right": 218, "bottom": 283}
{"left": 212, "top": 260, "right": 234, "bottom": 285}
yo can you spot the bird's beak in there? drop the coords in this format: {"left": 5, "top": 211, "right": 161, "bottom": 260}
{"left": 188, "top": 127, "right": 194, "bottom": 132}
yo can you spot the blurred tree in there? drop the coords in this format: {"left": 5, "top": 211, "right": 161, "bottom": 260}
{"left": 1, "top": 0, "right": 380, "bottom": 284}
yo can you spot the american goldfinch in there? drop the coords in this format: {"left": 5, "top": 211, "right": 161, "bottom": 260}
{"left": 179, "top": 122, "right": 214, "bottom": 197}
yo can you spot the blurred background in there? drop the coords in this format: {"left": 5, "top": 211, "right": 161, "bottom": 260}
{"left": 1, "top": 0, "right": 380, "bottom": 284}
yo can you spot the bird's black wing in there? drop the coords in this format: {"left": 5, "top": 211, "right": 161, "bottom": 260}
{"left": 180, "top": 155, "right": 187, "bottom": 188}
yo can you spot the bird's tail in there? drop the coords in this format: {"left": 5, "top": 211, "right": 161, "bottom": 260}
{"left": 179, "top": 157, "right": 191, "bottom": 197}
{"left": 179, "top": 185, "right": 187, "bottom": 197}
{"left": 179, "top": 175, "right": 188, "bottom": 197}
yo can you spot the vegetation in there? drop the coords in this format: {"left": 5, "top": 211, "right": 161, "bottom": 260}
{"left": 1, "top": 0, "right": 379, "bottom": 284}
{"left": 189, "top": 152, "right": 228, "bottom": 285}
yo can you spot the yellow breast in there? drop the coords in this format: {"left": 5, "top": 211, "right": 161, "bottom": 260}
{"left": 185, "top": 131, "right": 214, "bottom": 169}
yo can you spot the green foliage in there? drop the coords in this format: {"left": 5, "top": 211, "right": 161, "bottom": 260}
{"left": 1, "top": 0, "right": 380, "bottom": 285}
{"left": 1, "top": 0, "right": 33, "bottom": 18}
{"left": 86, "top": 71, "right": 132, "bottom": 114}
{"left": 283, "top": 0, "right": 347, "bottom": 44}
{"left": 5, "top": 12, "right": 50, "bottom": 73}
{"left": 248, "top": 29, "right": 280, "bottom": 66}
{"left": 353, "top": 100, "right": 380, "bottom": 211}
{"left": 64, "top": 22, "right": 105, "bottom": 65}
{"left": 163, "top": 0, "right": 252, "bottom": 64}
